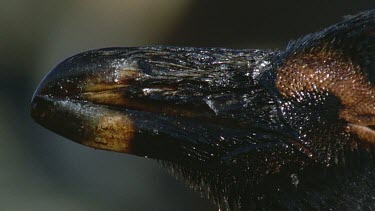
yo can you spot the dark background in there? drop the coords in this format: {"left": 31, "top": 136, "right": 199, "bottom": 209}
{"left": 1, "top": 1, "right": 374, "bottom": 210}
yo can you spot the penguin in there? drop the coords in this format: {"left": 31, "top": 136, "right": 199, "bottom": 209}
{"left": 31, "top": 10, "right": 375, "bottom": 210}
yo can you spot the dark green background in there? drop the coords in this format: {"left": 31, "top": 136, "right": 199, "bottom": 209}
{"left": 1, "top": 1, "right": 374, "bottom": 210}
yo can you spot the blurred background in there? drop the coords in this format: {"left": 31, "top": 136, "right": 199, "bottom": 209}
{"left": 1, "top": 1, "right": 374, "bottom": 210}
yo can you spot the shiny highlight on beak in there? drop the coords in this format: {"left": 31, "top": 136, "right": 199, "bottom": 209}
{"left": 30, "top": 53, "right": 140, "bottom": 153}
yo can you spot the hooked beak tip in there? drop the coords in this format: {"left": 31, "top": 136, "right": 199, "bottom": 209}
{"left": 30, "top": 50, "right": 138, "bottom": 154}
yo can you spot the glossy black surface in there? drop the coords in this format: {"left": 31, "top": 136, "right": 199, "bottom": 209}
{"left": 31, "top": 9, "right": 375, "bottom": 211}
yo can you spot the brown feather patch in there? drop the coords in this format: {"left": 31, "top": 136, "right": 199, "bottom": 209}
{"left": 276, "top": 50, "right": 375, "bottom": 144}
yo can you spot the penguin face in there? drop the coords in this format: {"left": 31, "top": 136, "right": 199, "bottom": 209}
{"left": 30, "top": 9, "right": 375, "bottom": 211}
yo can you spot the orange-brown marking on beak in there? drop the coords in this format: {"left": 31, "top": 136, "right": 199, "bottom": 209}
{"left": 30, "top": 93, "right": 136, "bottom": 153}
{"left": 80, "top": 87, "right": 212, "bottom": 120}
{"left": 83, "top": 68, "right": 140, "bottom": 91}
{"left": 79, "top": 67, "right": 140, "bottom": 108}
{"left": 82, "top": 113, "right": 135, "bottom": 153}
{"left": 68, "top": 69, "right": 139, "bottom": 152}
{"left": 81, "top": 89, "right": 130, "bottom": 105}
{"left": 79, "top": 70, "right": 212, "bottom": 117}
{"left": 84, "top": 84, "right": 130, "bottom": 92}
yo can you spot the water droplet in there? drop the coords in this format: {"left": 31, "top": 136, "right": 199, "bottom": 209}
{"left": 290, "top": 173, "right": 299, "bottom": 188}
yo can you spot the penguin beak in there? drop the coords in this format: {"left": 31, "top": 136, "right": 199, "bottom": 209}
{"left": 31, "top": 47, "right": 280, "bottom": 169}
